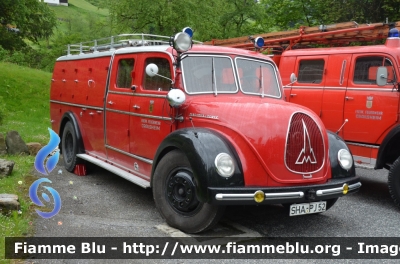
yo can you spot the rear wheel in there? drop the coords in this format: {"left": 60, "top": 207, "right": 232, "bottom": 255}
{"left": 152, "top": 150, "right": 225, "bottom": 233}
{"left": 388, "top": 156, "right": 400, "bottom": 208}
{"left": 61, "top": 121, "right": 81, "bottom": 172}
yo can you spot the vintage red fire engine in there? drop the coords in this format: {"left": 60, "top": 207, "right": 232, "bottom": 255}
{"left": 50, "top": 28, "right": 361, "bottom": 233}
{"left": 207, "top": 21, "right": 400, "bottom": 209}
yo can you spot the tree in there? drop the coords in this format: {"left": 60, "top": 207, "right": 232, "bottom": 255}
{"left": 0, "top": 0, "right": 57, "bottom": 50}
{"left": 260, "top": 0, "right": 400, "bottom": 31}
{"left": 220, "top": 0, "right": 265, "bottom": 37}
{"left": 105, "top": 0, "right": 241, "bottom": 41}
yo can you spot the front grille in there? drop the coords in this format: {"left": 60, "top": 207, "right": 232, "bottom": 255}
{"left": 285, "top": 113, "right": 325, "bottom": 174}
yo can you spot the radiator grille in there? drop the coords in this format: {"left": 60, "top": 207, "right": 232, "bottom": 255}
{"left": 285, "top": 113, "right": 325, "bottom": 173}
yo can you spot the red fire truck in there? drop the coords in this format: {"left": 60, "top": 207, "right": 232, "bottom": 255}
{"left": 50, "top": 28, "right": 360, "bottom": 233}
{"left": 206, "top": 21, "right": 400, "bottom": 209}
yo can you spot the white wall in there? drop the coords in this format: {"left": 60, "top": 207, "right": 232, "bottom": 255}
{"left": 43, "top": 0, "right": 60, "bottom": 5}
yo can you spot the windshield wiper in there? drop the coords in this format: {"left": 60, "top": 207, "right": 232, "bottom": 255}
{"left": 212, "top": 57, "right": 218, "bottom": 96}
{"left": 259, "top": 65, "right": 264, "bottom": 98}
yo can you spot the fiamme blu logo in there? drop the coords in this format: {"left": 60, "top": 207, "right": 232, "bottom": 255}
{"left": 30, "top": 128, "right": 62, "bottom": 218}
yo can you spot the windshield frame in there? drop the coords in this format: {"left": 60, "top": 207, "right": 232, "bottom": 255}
{"left": 181, "top": 54, "right": 239, "bottom": 95}
{"left": 235, "top": 57, "right": 282, "bottom": 99}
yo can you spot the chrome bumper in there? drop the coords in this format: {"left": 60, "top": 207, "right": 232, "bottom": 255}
{"left": 214, "top": 182, "right": 362, "bottom": 202}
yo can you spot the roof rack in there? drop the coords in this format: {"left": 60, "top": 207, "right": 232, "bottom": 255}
{"left": 204, "top": 21, "right": 400, "bottom": 53}
{"left": 66, "top": 33, "right": 203, "bottom": 56}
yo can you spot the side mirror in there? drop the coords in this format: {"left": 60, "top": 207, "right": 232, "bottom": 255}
{"left": 283, "top": 73, "right": 298, "bottom": 88}
{"left": 145, "top": 64, "right": 158, "bottom": 77}
{"left": 167, "top": 89, "right": 186, "bottom": 107}
{"left": 376, "top": 66, "right": 388, "bottom": 86}
{"left": 290, "top": 73, "right": 297, "bottom": 83}
{"left": 145, "top": 63, "right": 174, "bottom": 84}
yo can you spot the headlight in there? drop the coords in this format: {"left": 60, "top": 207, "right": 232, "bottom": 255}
{"left": 173, "top": 32, "right": 192, "bottom": 53}
{"left": 338, "top": 149, "right": 353, "bottom": 170}
{"left": 215, "top": 153, "right": 235, "bottom": 178}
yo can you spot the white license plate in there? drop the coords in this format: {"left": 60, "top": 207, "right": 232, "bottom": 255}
{"left": 289, "top": 201, "right": 327, "bottom": 216}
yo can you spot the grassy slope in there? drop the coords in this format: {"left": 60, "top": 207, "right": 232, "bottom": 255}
{"left": 68, "top": 0, "right": 108, "bottom": 16}
{"left": 0, "top": 62, "right": 52, "bottom": 262}
{"left": 49, "top": 0, "right": 109, "bottom": 35}
{"left": 0, "top": 62, "right": 52, "bottom": 143}
{"left": 0, "top": 2, "right": 109, "bottom": 261}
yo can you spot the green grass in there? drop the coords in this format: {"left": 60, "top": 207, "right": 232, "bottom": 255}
{"left": 49, "top": 0, "right": 110, "bottom": 35}
{"left": 0, "top": 157, "right": 37, "bottom": 262}
{"left": 68, "top": 0, "right": 109, "bottom": 16}
{"left": 0, "top": 62, "right": 52, "bottom": 143}
{"left": 0, "top": 62, "right": 52, "bottom": 262}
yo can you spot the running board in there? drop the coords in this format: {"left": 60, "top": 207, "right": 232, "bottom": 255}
{"left": 76, "top": 154, "right": 150, "bottom": 189}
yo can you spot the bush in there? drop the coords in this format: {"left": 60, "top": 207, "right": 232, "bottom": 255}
{"left": 0, "top": 46, "right": 56, "bottom": 72}
{"left": 0, "top": 46, "right": 9, "bottom": 61}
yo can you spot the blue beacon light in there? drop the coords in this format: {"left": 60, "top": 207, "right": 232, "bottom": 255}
{"left": 254, "top": 37, "right": 265, "bottom": 49}
{"left": 388, "top": 27, "right": 399, "bottom": 38}
{"left": 183, "top": 27, "right": 193, "bottom": 38}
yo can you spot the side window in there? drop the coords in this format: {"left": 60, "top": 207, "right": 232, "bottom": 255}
{"left": 143, "top": 57, "right": 171, "bottom": 91}
{"left": 116, "top": 59, "right": 134, "bottom": 88}
{"left": 354, "top": 56, "right": 384, "bottom": 84}
{"left": 354, "top": 56, "right": 396, "bottom": 85}
{"left": 297, "top": 60, "right": 324, "bottom": 84}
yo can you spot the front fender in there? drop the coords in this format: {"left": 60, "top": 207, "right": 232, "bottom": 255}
{"left": 152, "top": 128, "right": 244, "bottom": 202}
{"left": 59, "top": 111, "right": 85, "bottom": 154}
{"left": 327, "top": 130, "right": 356, "bottom": 178}
{"left": 376, "top": 124, "right": 400, "bottom": 169}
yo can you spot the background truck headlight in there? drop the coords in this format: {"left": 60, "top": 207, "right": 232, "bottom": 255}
{"left": 338, "top": 149, "right": 353, "bottom": 170}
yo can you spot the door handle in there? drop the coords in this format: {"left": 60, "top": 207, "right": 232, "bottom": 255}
{"left": 290, "top": 94, "right": 297, "bottom": 97}
{"left": 108, "top": 101, "right": 114, "bottom": 105}
{"left": 133, "top": 105, "right": 140, "bottom": 109}
{"left": 89, "top": 112, "right": 94, "bottom": 116}
{"left": 345, "top": 96, "right": 354, "bottom": 100}
{"left": 88, "top": 79, "right": 95, "bottom": 88}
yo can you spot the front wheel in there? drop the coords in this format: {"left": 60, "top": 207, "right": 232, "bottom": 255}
{"left": 388, "top": 156, "right": 400, "bottom": 208}
{"left": 152, "top": 150, "right": 225, "bottom": 233}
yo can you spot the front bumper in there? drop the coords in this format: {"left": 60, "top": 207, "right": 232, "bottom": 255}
{"left": 208, "top": 176, "right": 361, "bottom": 205}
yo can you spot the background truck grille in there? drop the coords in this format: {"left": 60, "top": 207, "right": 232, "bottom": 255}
{"left": 285, "top": 113, "right": 325, "bottom": 173}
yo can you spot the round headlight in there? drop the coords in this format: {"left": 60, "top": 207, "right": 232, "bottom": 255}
{"left": 173, "top": 32, "right": 192, "bottom": 53}
{"left": 215, "top": 153, "right": 235, "bottom": 178}
{"left": 338, "top": 149, "right": 353, "bottom": 170}
{"left": 166, "top": 89, "right": 186, "bottom": 107}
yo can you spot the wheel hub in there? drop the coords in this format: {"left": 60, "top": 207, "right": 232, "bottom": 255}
{"left": 167, "top": 171, "right": 199, "bottom": 213}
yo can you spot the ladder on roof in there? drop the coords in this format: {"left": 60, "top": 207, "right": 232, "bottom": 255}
{"left": 204, "top": 21, "right": 400, "bottom": 53}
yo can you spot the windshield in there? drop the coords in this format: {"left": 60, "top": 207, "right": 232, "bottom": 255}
{"left": 181, "top": 55, "right": 280, "bottom": 98}
{"left": 235, "top": 58, "right": 280, "bottom": 97}
{"left": 182, "top": 55, "right": 237, "bottom": 94}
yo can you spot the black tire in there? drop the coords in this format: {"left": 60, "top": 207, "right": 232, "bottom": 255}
{"left": 282, "top": 198, "right": 339, "bottom": 214}
{"left": 61, "top": 121, "right": 81, "bottom": 172}
{"left": 388, "top": 156, "right": 400, "bottom": 208}
{"left": 152, "top": 150, "right": 225, "bottom": 233}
